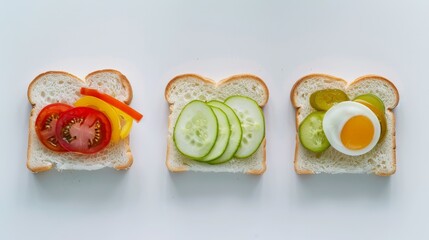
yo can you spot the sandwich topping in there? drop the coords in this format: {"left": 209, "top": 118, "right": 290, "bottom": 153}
{"left": 173, "top": 96, "right": 265, "bottom": 164}
{"left": 299, "top": 89, "right": 387, "bottom": 156}
{"left": 35, "top": 103, "right": 73, "bottom": 152}
{"left": 55, "top": 107, "right": 111, "bottom": 154}
{"left": 35, "top": 88, "right": 142, "bottom": 154}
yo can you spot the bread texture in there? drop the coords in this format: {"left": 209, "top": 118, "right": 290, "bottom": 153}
{"left": 27, "top": 69, "right": 134, "bottom": 173}
{"left": 291, "top": 74, "right": 399, "bottom": 176}
{"left": 165, "top": 74, "right": 269, "bottom": 174}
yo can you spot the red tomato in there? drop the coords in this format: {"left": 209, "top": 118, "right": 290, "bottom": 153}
{"left": 35, "top": 103, "right": 73, "bottom": 152}
{"left": 55, "top": 107, "right": 111, "bottom": 154}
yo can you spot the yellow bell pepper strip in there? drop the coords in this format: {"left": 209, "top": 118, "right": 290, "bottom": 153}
{"left": 112, "top": 106, "right": 133, "bottom": 139}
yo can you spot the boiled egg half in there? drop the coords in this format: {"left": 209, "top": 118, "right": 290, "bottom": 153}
{"left": 323, "top": 101, "right": 381, "bottom": 156}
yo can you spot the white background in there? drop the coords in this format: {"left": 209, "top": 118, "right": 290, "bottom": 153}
{"left": 0, "top": 0, "right": 425, "bottom": 239}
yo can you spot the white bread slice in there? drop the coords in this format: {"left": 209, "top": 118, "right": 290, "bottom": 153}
{"left": 27, "top": 69, "right": 134, "bottom": 172}
{"left": 291, "top": 74, "right": 399, "bottom": 176}
{"left": 165, "top": 74, "right": 269, "bottom": 174}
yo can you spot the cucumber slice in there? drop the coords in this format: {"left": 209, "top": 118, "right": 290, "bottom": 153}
{"left": 173, "top": 100, "right": 218, "bottom": 159}
{"left": 225, "top": 96, "right": 265, "bottom": 158}
{"left": 207, "top": 101, "right": 242, "bottom": 164}
{"left": 197, "top": 107, "right": 231, "bottom": 162}
{"left": 299, "top": 111, "right": 330, "bottom": 153}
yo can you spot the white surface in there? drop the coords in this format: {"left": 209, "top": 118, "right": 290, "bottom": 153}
{"left": 0, "top": 0, "right": 424, "bottom": 239}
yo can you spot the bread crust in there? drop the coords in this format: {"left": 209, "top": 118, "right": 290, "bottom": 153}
{"left": 246, "top": 138, "right": 267, "bottom": 175}
{"left": 86, "top": 69, "right": 133, "bottom": 105}
{"left": 375, "top": 111, "right": 397, "bottom": 176}
{"left": 165, "top": 74, "right": 215, "bottom": 104}
{"left": 293, "top": 135, "right": 314, "bottom": 174}
{"left": 114, "top": 136, "right": 134, "bottom": 170}
{"left": 165, "top": 73, "right": 269, "bottom": 175}
{"left": 165, "top": 73, "right": 269, "bottom": 107}
{"left": 28, "top": 71, "right": 84, "bottom": 106}
{"left": 219, "top": 74, "right": 269, "bottom": 107}
{"left": 290, "top": 73, "right": 399, "bottom": 176}
{"left": 352, "top": 75, "right": 399, "bottom": 109}
{"left": 290, "top": 73, "right": 347, "bottom": 108}
{"left": 165, "top": 141, "right": 189, "bottom": 172}
{"left": 27, "top": 69, "right": 134, "bottom": 172}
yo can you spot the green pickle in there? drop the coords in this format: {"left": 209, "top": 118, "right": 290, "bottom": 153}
{"left": 310, "top": 89, "right": 349, "bottom": 111}
{"left": 353, "top": 94, "right": 387, "bottom": 141}
{"left": 299, "top": 111, "right": 330, "bottom": 153}
{"left": 353, "top": 94, "right": 385, "bottom": 113}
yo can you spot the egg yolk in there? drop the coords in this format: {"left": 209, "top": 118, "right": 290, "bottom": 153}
{"left": 340, "top": 115, "right": 374, "bottom": 150}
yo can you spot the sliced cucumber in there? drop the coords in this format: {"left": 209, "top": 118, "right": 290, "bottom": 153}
{"left": 225, "top": 96, "right": 265, "bottom": 158}
{"left": 173, "top": 100, "right": 218, "bottom": 159}
{"left": 299, "top": 111, "right": 330, "bottom": 153}
{"left": 197, "top": 107, "right": 231, "bottom": 162}
{"left": 207, "top": 101, "right": 242, "bottom": 164}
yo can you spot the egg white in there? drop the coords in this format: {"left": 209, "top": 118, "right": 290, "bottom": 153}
{"left": 323, "top": 101, "right": 381, "bottom": 156}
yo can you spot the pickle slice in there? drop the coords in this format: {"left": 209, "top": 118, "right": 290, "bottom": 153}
{"left": 354, "top": 98, "right": 387, "bottom": 141}
{"left": 299, "top": 111, "right": 330, "bottom": 153}
{"left": 354, "top": 94, "right": 385, "bottom": 113}
{"left": 310, "top": 89, "right": 349, "bottom": 111}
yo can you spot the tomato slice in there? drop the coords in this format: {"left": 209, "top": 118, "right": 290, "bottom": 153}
{"left": 55, "top": 107, "right": 111, "bottom": 154}
{"left": 74, "top": 96, "right": 122, "bottom": 143}
{"left": 35, "top": 103, "right": 73, "bottom": 152}
{"left": 80, "top": 87, "right": 143, "bottom": 122}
